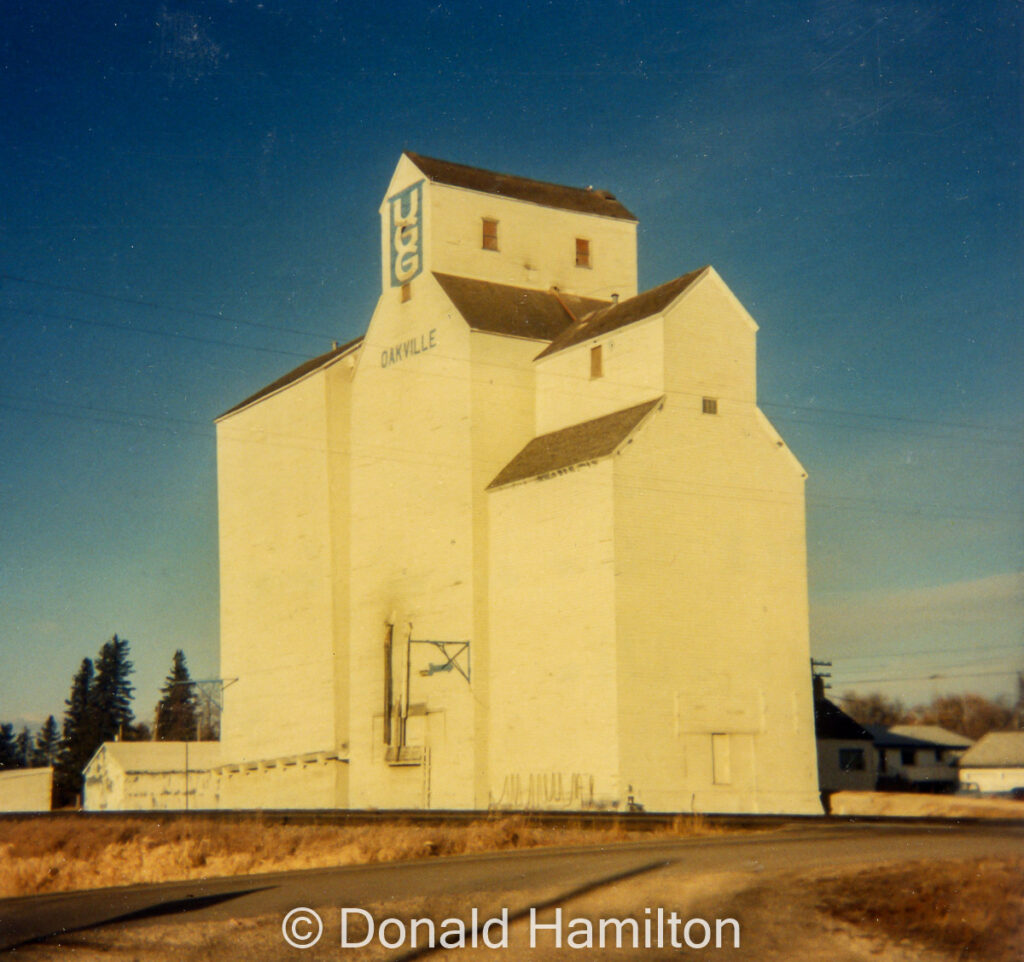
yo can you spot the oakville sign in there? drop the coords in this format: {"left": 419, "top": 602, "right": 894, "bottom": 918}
{"left": 380, "top": 328, "right": 438, "bottom": 369}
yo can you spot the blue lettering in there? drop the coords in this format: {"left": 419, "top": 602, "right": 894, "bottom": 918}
{"left": 379, "top": 330, "right": 439, "bottom": 370}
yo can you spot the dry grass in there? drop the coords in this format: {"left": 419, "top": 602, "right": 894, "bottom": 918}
{"left": 0, "top": 813, "right": 720, "bottom": 899}
{"left": 828, "top": 790, "right": 1024, "bottom": 819}
{"left": 817, "top": 857, "right": 1024, "bottom": 962}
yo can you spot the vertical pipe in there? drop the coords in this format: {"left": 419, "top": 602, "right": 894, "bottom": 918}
{"left": 403, "top": 624, "right": 412, "bottom": 748}
{"left": 384, "top": 624, "right": 393, "bottom": 745}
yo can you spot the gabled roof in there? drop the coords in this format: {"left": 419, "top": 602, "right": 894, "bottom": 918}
{"left": 405, "top": 152, "right": 637, "bottom": 221}
{"left": 434, "top": 272, "right": 609, "bottom": 341}
{"left": 488, "top": 397, "right": 663, "bottom": 490}
{"left": 814, "top": 697, "right": 874, "bottom": 741}
{"left": 958, "top": 731, "right": 1024, "bottom": 768}
{"left": 868, "top": 724, "right": 974, "bottom": 750}
{"left": 217, "top": 336, "right": 363, "bottom": 420}
{"left": 535, "top": 267, "right": 708, "bottom": 360}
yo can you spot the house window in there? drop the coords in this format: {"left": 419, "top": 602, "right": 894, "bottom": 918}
{"left": 575, "top": 237, "right": 591, "bottom": 268}
{"left": 590, "top": 345, "right": 603, "bottom": 379}
{"left": 702, "top": 397, "right": 718, "bottom": 415}
{"left": 400, "top": 282, "right": 411, "bottom": 303}
{"left": 839, "top": 748, "right": 865, "bottom": 772}
{"left": 900, "top": 748, "right": 916, "bottom": 766}
{"left": 482, "top": 218, "right": 498, "bottom": 251}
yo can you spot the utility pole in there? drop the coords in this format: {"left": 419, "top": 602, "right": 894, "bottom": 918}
{"left": 811, "top": 658, "right": 833, "bottom": 701}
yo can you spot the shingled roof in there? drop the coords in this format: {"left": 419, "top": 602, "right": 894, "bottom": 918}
{"left": 217, "top": 335, "right": 363, "bottom": 420}
{"left": 405, "top": 152, "right": 637, "bottom": 221}
{"left": 814, "top": 697, "right": 874, "bottom": 741}
{"left": 867, "top": 724, "right": 973, "bottom": 750}
{"left": 535, "top": 267, "right": 709, "bottom": 360}
{"left": 488, "top": 397, "right": 663, "bottom": 490}
{"left": 435, "top": 272, "right": 609, "bottom": 341}
{"left": 958, "top": 732, "right": 1024, "bottom": 768}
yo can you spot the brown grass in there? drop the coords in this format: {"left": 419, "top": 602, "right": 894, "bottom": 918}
{"left": 0, "top": 813, "right": 720, "bottom": 899}
{"left": 817, "top": 857, "right": 1024, "bottom": 962}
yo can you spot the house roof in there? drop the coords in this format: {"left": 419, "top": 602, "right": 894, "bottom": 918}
{"left": 868, "top": 724, "right": 974, "bottom": 750}
{"left": 405, "top": 152, "right": 637, "bottom": 221}
{"left": 217, "top": 336, "right": 363, "bottom": 420}
{"left": 535, "top": 267, "right": 708, "bottom": 360}
{"left": 434, "top": 272, "right": 609, "bottom": 342}
{"left": 958, "top": 731, "right": 1024, "bottom": 769}
{"left": 814, "top": 697, "right": 874, "bottom": 741}
{"left": 488, "top": 397, "right": 663, "bottom": 490}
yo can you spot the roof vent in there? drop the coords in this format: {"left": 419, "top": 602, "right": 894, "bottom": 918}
{"left": 611, "top": 293, "right": 619, "bottom": 303}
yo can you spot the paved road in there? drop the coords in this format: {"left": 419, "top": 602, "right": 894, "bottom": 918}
{"left": 1, "top": 820, "right": 1021, "bottom": 953}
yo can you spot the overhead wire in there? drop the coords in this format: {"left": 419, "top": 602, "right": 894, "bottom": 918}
{"left": 0, "top": 271, "right": 330, "bottom": 341}
{"left": 3, "top": 269, "right": 1021, "bottom": 443}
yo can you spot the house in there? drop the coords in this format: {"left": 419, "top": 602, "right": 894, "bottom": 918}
{"left": 868, "top": 724, "right": 972, "bottom": 792}
{"left": 957, "top": 731, "right": 1024, "bottom": 795}
{"left": 90, "top": 152, "right": 824, "bottom": 813}
{"left": 813, "top": 680, "right": 877, "bottom": 795}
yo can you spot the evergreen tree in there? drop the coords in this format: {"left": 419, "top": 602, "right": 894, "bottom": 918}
{"left": 0, "top": 724, "right": 18, "bottom": 770}
{"left": 91, "top": 635, "right": 135, "bottom": 743}
{"left": 55, "top": 657, "right": 97, "bottom": 808}
{"left": 32, "top": 715, "right": 61, "bottom": 767}
{"left": 155, "top": 650, "right": 198, "bottom": 741}
{"left": 14, "top": 727, "right": 32, "bottom": 768}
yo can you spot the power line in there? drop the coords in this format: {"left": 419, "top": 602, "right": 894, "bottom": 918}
{"left": 834, "top": 669, "right": 1020, "bottom": 685}
{"left": 825, "top": 643, "right": 1024, "bottom": 662}
{"left": 3, "top": 305, "right": 311, "bottom": 360}
{"left": 3, "top": 270, "right": 1021, "bottom": 443}
{"left": 2, "top": 390, "right": 1019, "bottom": 522}
{"left": 0, "top": 272, "right": 330, "bottom": 341}
{"left": 761, "top": 401, "right": 1022, "bottom": 440}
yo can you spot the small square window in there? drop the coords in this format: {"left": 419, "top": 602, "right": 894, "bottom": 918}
{"left": 482, "top": 218, "right": 498, "bottom": 251}
{"left": 839, "top": 748, "right": 865, "bottom": 771}
{"left": 576, "top": 237, "right": 591, "bottom": 268}
{"left": 702, "top": 397, "right": 718, "bottom": 415}
{"left": 400, "top": 283, "right": 411, "bottom": 302}
{"left": 590, "top": 344, "right": 603, "bottom": 379}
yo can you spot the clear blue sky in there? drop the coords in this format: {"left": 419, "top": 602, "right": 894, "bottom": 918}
{"left": 1, "top": 1, "right": 1021, "bottom": 727}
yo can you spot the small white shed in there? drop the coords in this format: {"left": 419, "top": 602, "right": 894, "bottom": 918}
{"left": 958, "top": 732, "right": 1024, "bottom": 795}
{"left": 0, "top": 767, "right": 52, "bottom": 811}
{"left": 83, "top": 742, "right": 221, "bottom": 811}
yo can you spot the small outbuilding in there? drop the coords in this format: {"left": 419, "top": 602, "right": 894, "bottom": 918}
{"left": 83, "top": 743, "right": 221, "bottom": 811}
{"left": 957, "top": 731, "right": 1024, "bottom": 795}
{"left": 0, "top": 767, "right": 52, "bottom": 812}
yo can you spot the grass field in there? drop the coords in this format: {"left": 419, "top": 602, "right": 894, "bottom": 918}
{"left": 0, "top": 813, "right": 723, "bottom": 898}
{"left": 817, "top": 857, "right": 1024, "bottom": 962}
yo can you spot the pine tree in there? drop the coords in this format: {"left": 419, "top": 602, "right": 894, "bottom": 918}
{"left": 14, "top": 727, "right": 32, "bottom": 768}
{"left": 55, "top": 657, "right": 98, "bottom": 808}
{"left": 155, "top": 650, "right": 199, "bottom": 741}
{"left": 0, "top": 724, "right": 18, "bottom": 770}
{"left": 32, "top": 715, "right": 61, "bottom": 767}
{"left": 91, "top": 635, "right": 135, "bottom": 743}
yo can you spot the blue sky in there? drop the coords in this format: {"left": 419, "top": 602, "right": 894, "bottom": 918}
{"left": 1, "top": 0, "right": 1021, "bottom": 727}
